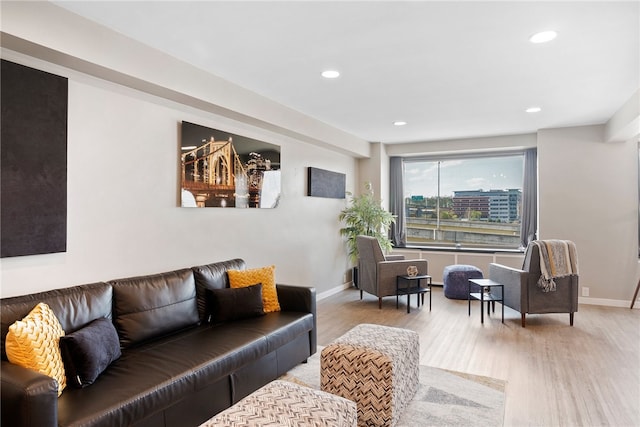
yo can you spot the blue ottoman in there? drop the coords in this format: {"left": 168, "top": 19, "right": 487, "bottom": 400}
{"left": 443, "top": 265, "right": 483, "bottom": 299}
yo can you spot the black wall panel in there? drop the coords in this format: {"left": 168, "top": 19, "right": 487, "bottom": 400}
{"left": 1, "top": 60, "right": 68, "bottom": 257}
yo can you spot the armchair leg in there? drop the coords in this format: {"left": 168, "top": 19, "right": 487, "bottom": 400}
{"left": 570, "top": 312, "right": 574, "bottom": 326}
{"left": 521, "top": 313, "right": 526, "bottom": 328}
{"left": 378, "top": 297, "right": 382, "bottom": 309}
{"left": 360, "top": 290, "right": 363, "bottom": 300}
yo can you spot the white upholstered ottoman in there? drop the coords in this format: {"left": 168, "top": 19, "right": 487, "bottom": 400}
{"left": 320, "top": 324, "right": 419, "bottom": 427}
{"left": 200, "top": 380, "right": 357, "bottom": 427}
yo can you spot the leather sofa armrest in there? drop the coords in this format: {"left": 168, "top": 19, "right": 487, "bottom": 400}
{"left": 276, "top": 285, "right": 317, "bottom": 354}
{"left": 384, "top": 255, "right": 405, "bottom": 261}
{"left": 276, "top": 285, "right": 316, "bottom": 314}
{"left": 1, "top": 360, "right": 58, "bottom": 427}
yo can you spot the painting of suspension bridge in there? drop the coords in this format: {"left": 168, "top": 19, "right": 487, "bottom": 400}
{"left": 180, "top": 121, "right": 281, "bottom": 208}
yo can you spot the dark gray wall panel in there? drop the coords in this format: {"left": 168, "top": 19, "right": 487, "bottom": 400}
{"left": 307, "top": 167, "right": 345, "bottom": 199}
{"left": 1, "top": 60, "right": 68, "bottom": 257}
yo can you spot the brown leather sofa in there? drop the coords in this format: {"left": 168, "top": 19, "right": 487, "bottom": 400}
{"left": 0, "top": 258, "right": 316, "bottom": 427}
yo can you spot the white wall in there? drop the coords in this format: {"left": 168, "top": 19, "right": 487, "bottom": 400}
{"left": 379, "top": 128, "right": 639, "bottom": 306}
{"left": 2, "top": 2, "right": 638, "bottom": 306}
{"left": 0, "top": 2, "right": 366, "bottom": 298}
{"left": 0, "top": 1, "right": 370, "bottom": 159}
{"left": 357, "top": 142, "right": 389, "bottom": 203}
{"left": 0, "top": 53, "right": 356, "bottom": 297}
{"left": 538, "top": 125, "right": 638, "bottom": 304}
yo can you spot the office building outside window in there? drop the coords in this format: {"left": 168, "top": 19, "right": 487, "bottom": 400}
{"left": 403, "top": 154, "right": 524, "bottom": 249}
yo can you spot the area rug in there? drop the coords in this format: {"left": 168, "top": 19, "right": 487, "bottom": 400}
{"left": 281, "top": 348, "right": 505, "bottom": 427}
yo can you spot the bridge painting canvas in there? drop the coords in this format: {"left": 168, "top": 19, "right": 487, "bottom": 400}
{"left": 180, "top": 121, "right": 281, "bottom": 208}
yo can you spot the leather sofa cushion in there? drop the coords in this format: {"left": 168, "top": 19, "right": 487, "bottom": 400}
{"left": 192, "top": 259, "right": 246, "bottom": 322}
{"left": 1, "top": 282, "right": 112, "bottom": 361}
{"left": 110, "top": 269, "right": 199, "bottom": 348}
{"left": 56, "top": 312, "right": 312, "bottom": 427}
{"left": 228, "top": 312, "right": 314, "bottom": 354}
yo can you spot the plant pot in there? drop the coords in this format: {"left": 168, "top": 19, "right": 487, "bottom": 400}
{"left": 353, "top": 266, "right": 359, "bottom": 288}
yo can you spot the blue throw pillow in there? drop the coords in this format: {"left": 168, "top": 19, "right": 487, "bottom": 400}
{"left": 59, "top": 318, "right": 121, "bottom": 388}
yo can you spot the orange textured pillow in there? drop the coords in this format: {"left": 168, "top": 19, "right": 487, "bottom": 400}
{"left": 228, "top": 265, "right": 280, "bottom": 313}
{"left": 5, "top": 302, "right": 67, "bottom": 396}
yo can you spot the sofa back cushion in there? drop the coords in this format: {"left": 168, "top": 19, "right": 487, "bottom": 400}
{"left": 192, "top": 258, "right": 246, "bottom": 322}
{"left": 110, "top": 268, "right": 199, "bottom": 348}
{"left": 0, "top": 282, "right": 113, "bottom": 361}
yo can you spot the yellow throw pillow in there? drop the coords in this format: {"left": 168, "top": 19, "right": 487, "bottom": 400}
{"left": 5, "top": 302, "right": 67, "bottom": 396}
{"left": 228, "top": 265, "right": 281, "bottom": 313}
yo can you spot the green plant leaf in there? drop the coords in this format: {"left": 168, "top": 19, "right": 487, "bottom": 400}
{"left": 339, "top": 183, "right": 396, "bottom": 264}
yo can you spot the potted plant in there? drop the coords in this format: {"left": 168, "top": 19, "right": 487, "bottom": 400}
{"left": 339, "top": 182, "right": 396, "bottom": 269}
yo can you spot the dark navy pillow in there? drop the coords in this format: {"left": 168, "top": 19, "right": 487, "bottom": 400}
{"left": 59, "top": 318, "right": 121, "bottom": 388}
{"left": 207, "top": 283, "right": 265, "bottom": 323}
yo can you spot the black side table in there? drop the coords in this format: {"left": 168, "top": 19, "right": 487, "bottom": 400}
{"left": 468, "top": 278, "right": 504, "bottom": 324}
{"left": 396, "top": 275, "right": 432, "bottom": 313}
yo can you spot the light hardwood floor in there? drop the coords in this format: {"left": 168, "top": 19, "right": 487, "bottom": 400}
{"left": 316, "top": 286, "right": 640, "bottom": 427}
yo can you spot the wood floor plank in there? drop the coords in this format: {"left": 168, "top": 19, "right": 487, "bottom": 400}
{"left": 316, "top": 286, "right": 640, "bottom": 426}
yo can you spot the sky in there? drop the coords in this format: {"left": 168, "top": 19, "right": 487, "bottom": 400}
{"left": 404, "top": 155, "right": 523, "bottom": 198}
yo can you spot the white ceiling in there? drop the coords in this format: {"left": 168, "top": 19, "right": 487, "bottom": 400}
{"left": 54, "top": 1, "right": 639, "bottom": 144}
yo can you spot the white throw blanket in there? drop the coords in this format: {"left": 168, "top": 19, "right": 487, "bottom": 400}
{"left": 531, "top": 240, "right": 578, "bottom": 292}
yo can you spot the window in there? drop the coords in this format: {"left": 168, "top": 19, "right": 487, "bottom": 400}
{"left": 402, "top": 153, "right": 524, "bottom": 250}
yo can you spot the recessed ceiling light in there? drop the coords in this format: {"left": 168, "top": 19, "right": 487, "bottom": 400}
{"left": 526, "top": 107, "right": 542, "bottom": 113}
{"left": 529, "top": 30, "right": 558, "bottom": 44}
{"left": 393, "top": 121, "right": 407, "bottom": 126}
{"left": 321, "top": 70, "right": 340, "bottom": 79}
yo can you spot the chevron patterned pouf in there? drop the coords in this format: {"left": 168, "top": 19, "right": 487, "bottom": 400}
{"left": 320, "top": 324, "right": 419, "bottom": 427}
{"left": 200, "top": 380, "right": 357, "bottom": 427}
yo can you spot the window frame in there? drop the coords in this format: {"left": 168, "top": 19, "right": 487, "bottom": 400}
{"left": 400, "top": 150, "right": 527, "bottom": 252}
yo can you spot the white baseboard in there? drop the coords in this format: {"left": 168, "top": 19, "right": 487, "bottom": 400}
{"left": 316, "top": 284, "right": 639, "bottom": 309}
{"left": 579, "top": 296, "right": 639, "bottom": 308}
{"left": 317, "top": 282, "right": 353, "bottom": 301}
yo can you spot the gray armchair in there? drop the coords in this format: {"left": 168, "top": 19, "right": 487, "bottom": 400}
{"left": 489, "top": 241, "right": 578, "bottom": 327}
{"left": 356, "top": 235, "right": 428, "bottom": 309}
